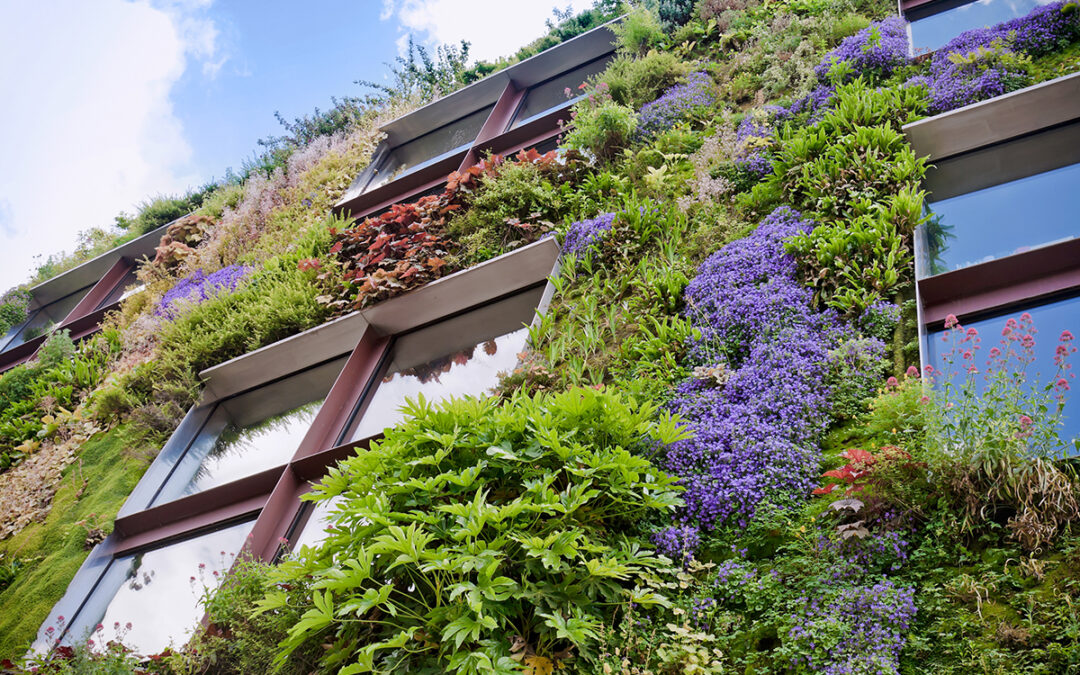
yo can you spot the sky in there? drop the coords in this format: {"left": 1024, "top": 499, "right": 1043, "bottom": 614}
{"left": 0, "top": 0, "right": 588, "bottom": 291}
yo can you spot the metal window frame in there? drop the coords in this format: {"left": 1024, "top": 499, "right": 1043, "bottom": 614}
{"left": 37, "top": 238, "right": 561, "bottom": 651}
{"left": 903, "top": 73, "right": 1080, "bottom": 335}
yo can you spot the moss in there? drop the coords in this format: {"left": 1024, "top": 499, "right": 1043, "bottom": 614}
{"left": 0, "top": 425, "right": 154, "bottom": 659}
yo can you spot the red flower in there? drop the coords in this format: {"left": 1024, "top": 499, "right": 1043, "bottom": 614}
{"left": 944, "top": 314, "right": 959, "bottom": 328}
{"left": 1061, "top": 330, "right": 1075, "bottom": 342}
{"left": 905, "top": 365, "right": 919, "bottom": 377}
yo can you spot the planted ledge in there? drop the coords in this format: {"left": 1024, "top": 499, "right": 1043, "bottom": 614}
{"left": 902, "top": 71, "right": 1080, "bottom": 161}
{"left": 198, "top": 236, "right": 561, "bottom": 403}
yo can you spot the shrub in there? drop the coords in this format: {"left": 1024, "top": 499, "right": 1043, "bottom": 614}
{"left": 658, "top": 0, "right": 695, "bottom": 31}
{"left": 262, "top": 388, "right": 686, "bottom": 673}
{"left": 0, "top": 288, "right": 31, "bottom": 337}
{"left": 612, "top": 7, "right": 665, "bottom": 55}
{"left": 595, "top": 51, "right": 691, "bottom": 108}
{"left": 563, "top": 92, "right": 639, "bottom": 163}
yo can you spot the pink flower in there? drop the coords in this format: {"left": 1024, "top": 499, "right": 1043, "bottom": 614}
{"left": 1021, "top": 335, "right": 1035, "bottom": 349}
{"left": 1061, "top": 330, "right": 1075, "bottom": 342}
{"left": 279, "top": 537, "right": 289, "bottom": 545}
{"left": 906, "top": 365, "right": 919, "bottom": 377}
{"left": 190, "top": 576, "right": 196, "bottom": 582}
{"left": 125, "top": 622, "right": 132, "bottom": 630}
{"left": 944, "top": 314, "right": 959, "bottom": 328}
{"left": 989, "top": 347, "right": 1001, "bottom": 358}
{"left": 1019, "top": 415, "right": 1033, "bottom": 427}
{"left": 962, "top": 350, "right": 973, "bottom": 360}
{"left": 886, "top": 376, "right": 899, "bottom": 388}
{"left": 924, "top": 365, "right": 935, "bottom": 374}
{"left": 1057, "top": 377, "right": 1071, "bottom": 390}
{"left": 198, "top": 563, "right": 206, "bottom": 569}
{"left": 919, "top": 395, "right": 930, "bottom": 404}
{"left": 1020, "top": 312, "right": 1033, "bottom": 323}
{"left": 95, "top": 623, "right": 103, "bottom": 631}
{"left": 1006, "top": 318, "right": 1018, "bottom": 328}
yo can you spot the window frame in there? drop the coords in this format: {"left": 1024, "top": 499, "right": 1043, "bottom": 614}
{"left": 37, "top": 238, "right": 561, "bottom": 651}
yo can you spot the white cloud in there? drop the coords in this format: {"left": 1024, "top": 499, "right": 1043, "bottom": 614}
{"left": 0, "top": 0, "right": 224, "bottom": 290}
{"left": 383, "top": 0, "right": 591, "bottom": 64}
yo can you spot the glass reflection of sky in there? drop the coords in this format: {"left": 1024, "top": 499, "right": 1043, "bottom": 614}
{"left": 292, "top": 495, "right": 345, "bottom": 551}
{"left": 184, "top": 401, "right": 322, "bottom": 494}
{"left": 93, "top": 520, "right": 253, "bottom": 655}
{"left": 908, "top": 0, "right": 1057, "bottom": 53}
{"left": 925, "top": 296, "right": 1080, "bottom": 451}
{"left": 922, "top": 163, "right": 1078, "bottom": 277}
{"left": 350, "top": 327, "right": 528, "bottom": 441}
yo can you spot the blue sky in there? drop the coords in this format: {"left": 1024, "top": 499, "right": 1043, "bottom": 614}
{"left": 0, "top": 0, "right": 586, "bottom": 289}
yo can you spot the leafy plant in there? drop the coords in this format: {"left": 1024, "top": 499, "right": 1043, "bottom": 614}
{"left": 262, "top": 388, "right": 687, "bottom": 674}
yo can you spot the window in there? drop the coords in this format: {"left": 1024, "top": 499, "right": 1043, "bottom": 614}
{"left": 63, "top": 519, "right": 254, "bottom": 653}
{"left": 0, "top": 284, "right": 94, "bottom": 353}
{"left": 363, "top": 104, "right": 495, "bottom": 193}
{"left": 920, "top": 162, "right": 1080, "bottom": 276}
{"left": 924, "top": 294, "right": 1080, "bottom": 448}
{"left": 97, "top": 267, "right": 145, "bottom": 308}
{"left": 149, "top": 356, "right": 348, "bottom": 507}
{"left": 917, "top": 121, "right": 1080, "bottom": 278}
{"left": 344, "top": 291, "right": 536, "bottom": 442}
{"left": 40, "top": 241, "right": 558, "bottom": 655}
{"left": 907, "top": 0, "right": 1058, "bottom": 53}
{"left": 508, "top": 55, "right": 614, "bottom": 130}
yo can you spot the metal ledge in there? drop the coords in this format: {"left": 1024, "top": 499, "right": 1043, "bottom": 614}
{"left": 198, "top": 236, "right": 561, "bottom": 403}
{"left": 903, "top": 72, "right": 1080, "bottom": 161}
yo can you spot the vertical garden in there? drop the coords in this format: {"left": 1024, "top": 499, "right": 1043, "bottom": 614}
{"left": 1, "top": 0, "right": 1080, "bottom": 673}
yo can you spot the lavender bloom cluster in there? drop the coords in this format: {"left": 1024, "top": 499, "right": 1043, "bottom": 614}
{"left": 814, "top": 17, "right": 910, "bottom": 84}
{"left": 785, "top": 580, "right": 917, "bottom": 675}
{"left": 664, "top": 208, "right": 846, "bottom": 535}
{"left": 157, "top": 264, "right": 252, "bottom": 319}
{"left": 637, "top": 72, "right": 717, "bottom": 139}
{"left": 562, "top": 212, "right": 616, "bottom": 259}
{"left": 925, "top": 1, "right": 1080, "bottom": 112}
{"left": 733, "top": 113, "right": 775, "bottom": 180}
{"left": 651, "top": 524, "right": 701, "bottom": 565}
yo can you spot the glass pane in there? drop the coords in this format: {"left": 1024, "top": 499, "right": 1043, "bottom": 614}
{"left": 1, "top": 285, "right": 93, "bottom": 351}
{"left": 924, "top": 295, "right": 1080, "bottom": 450}
{"left": 346, "top": 290, "right": 540, "bottom": 441}
{"left": 86, "top": 520, "right": 253, "bottom": 654}
{"left": 98, "top": 267, "right": 144, "bottom": 308}
{"left": 291, "top": 496, "right": 344, "bottom": 552}
{"left": 364, "top": 104, "right": 494, "bottom": 193}
{"left": 151, "top": 356, "right": 347, "bottom": 505}
{"left": 908, "top": 0, "right": 1057, "bottom": 53}
{"left": 920, "top": 162, "right": 1080, "bottom": 277}
{"left": 509, "top": 55, "right": 613, "bottom": 130}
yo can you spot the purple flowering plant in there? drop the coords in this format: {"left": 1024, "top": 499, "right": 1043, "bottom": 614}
{"left": 562, "top": 212, "right": 617, "bottom": 259}
{"left": 661, "top": 207, "right": 878, "bottom": 539}
{"left": 156, "top": 264, "right": 253, "bottom": 319}
{"left": 815, "top": 16, "right": 911, "bottom": 85}
{"left": 637, "top": 71, "right": 718, "bottom": 139}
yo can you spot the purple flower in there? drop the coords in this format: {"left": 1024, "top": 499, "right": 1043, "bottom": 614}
{"left": 157, "top": 264, "right": 253, "bottom": 319}
{"left": 637, "top": 72, "right": 716, "bottom": 139}
{"left": 814, "top": 17, "right": 910, "bottom": 84}
{"left": 665, "top": 207, "right": 858, "bottom": 531}
{"left": 562, "top": 212, "right": 616, "bottom": 258}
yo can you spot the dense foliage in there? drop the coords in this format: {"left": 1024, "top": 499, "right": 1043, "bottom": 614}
{"left": 2, "top": 0, "right": 1080, "bottom": 672}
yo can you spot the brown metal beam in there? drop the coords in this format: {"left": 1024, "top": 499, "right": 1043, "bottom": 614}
{"left": 919, "top": 238, "right": 1080, "bottom": 326}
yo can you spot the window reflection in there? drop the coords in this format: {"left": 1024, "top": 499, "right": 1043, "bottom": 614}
{"left": 346, "top": 290, "right": 540, "bottom": 442}
{"left": 0, "top": 285, "right": 94, "bottom": 352}
{"left": 920, "top": 162, "right": 1080, "bottom": 276}
{"left": 925, "top": 295, "right": 1080, "bottom": 449}
{"left": 151, "top": 356, "right": 347, "bottom": 505}
{"left": 97, "top": 267, "right": 145, "bottom": 308}
{"left": 907, "top": 0, "right": 1057, "bottom": 53}
{"left": 363, "top": 104, "right": 494, "bottom": 193}
{"left": 88, "top": 519, "right": 253, "bottom": 655}
{"left": 291, "top": 495, "right": 344, "bottom": 552}
{"left": 508, "top": 55, "right": 614, "bottom": 130}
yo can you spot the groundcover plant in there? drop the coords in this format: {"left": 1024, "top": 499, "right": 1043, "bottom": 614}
{"left": 2, "top": 0, "right": 1080, "bottom": 673}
